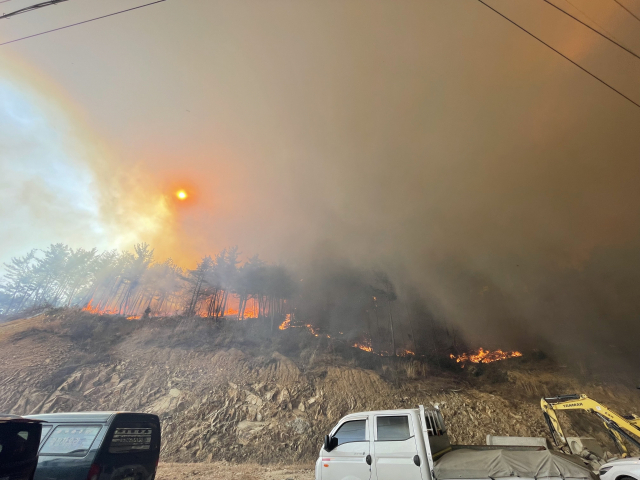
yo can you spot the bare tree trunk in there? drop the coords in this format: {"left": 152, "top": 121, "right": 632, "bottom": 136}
{"left": 403, "top": 302, "right": 417, "bottom": 354}
{"left": 237, "top": 295, "right": 245, "bottom": 321}
{"left": 221, "top": 291, "right": 229, "bottom": 318}
{"left": 387, "top": 298, "right": 396, "bottom": 357}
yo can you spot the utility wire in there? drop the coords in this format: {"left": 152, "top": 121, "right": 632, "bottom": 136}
{"left": 0, "top": 0, "right": 166, "bottom": 46}
{"left": 476, "top": 0, "right": 640, "bottom": 109}
{"left": 612, "top": 0, "right": 640, "bottom": 24}
{"left": 542, "top": 0, "right": 640, "bottom": 60}
{"left": 565, "top": 0, "right": 622, "bottom": 43}
{"left": 1, "top": 0, "right": 70, "bottom": 20}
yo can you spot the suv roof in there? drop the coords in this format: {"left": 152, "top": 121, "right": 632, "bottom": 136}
{"left": 0, "top": 414, "right": 43, "bottom": 424}
{"left": 25, "top": 412, "right": 139, "bottom": 423}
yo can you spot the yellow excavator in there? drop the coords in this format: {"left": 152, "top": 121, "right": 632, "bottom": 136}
{"left": 541, "top": 394, "right": 640, "bottom": 458}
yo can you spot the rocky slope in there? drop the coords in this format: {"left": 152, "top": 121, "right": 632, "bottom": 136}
{"left": 1, "top": 310, "right": 638, "bottom": 463}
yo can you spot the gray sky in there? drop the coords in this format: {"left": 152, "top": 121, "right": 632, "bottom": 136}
{"left": 1, "top": 0, "right": 640, "bottom": 360}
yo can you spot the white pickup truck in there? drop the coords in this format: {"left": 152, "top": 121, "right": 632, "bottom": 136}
{"left": 315, "top": 405, "right": 596, "bottom": 480}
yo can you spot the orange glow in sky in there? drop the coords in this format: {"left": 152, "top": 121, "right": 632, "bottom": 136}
{"left": 176, "top": 190, "right": 188, "bottom": 200}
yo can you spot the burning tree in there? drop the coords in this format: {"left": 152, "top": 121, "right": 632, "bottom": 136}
{"left": 234, "top": 255, "right": 266, "bottom": 321}
{"left": 1, "top": 242, "right": 471, "bottom": 362}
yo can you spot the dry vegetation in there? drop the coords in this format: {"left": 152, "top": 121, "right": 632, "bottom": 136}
{"left": 0, "top": 309, "right": 639, "bottom": 466}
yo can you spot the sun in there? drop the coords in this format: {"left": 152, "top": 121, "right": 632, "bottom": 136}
{"left": 176, "top": 190, "right": 188, "bottom": 200}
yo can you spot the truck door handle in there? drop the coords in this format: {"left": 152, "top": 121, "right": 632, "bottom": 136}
{"left": 413, "top": 455, "right": 421, "bottom": 466}
{"left": 366, "top": 454, "right": 372, "bottom": 465}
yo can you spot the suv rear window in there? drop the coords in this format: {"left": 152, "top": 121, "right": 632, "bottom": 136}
{"left": 40, "top": 425, "right": 101, "bottom": 455}
{"left": 108, "top": 426, "right": 155, "bottom": 453}
{"left": 107, "top": 421, "right": 159, "bottom": 454}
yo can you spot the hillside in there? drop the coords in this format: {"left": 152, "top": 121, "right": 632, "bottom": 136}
{"left": 1, "top": 309, "right": 639, "bottom": 464}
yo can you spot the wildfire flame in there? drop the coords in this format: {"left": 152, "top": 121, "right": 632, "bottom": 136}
{"left": 243, "top": 305, "right": 259, "bottom": 319}
{"left": 353, "top": 337, "right": 373, "bottom": 352}
{"left": 353, "top": 342, "right": 373, "bottom": 352}
{"left": 305, "top": 324, "right": 330, "bottom": 338}
{"left": 82, "top": 300, "right": 119, "bottom": 316}
{"left": 279, "top": 315, "right": 291, "bottom": 330}
{"left": 398, "top": 349, "right": 415, "bottom": 357}
{"left": 450, "top": 348, "right": 522, "bottom": 365}
{"left": 278, "top": 317, "right": 331, "bottom": 338}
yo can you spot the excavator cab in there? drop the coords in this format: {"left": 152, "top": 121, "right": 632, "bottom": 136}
{"left": 541, "top": 394, "right": 640, "bottom": 459}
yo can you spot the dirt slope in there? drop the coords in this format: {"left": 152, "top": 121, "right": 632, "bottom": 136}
{"left": 1, "top": 310, "right": 638, "bottom": 464}
{"left": 156, "top": 462, "right": 313, "bottom": 480}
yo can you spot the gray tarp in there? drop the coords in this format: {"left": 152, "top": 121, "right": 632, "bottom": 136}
{"left": 434, "top": 449, "right": 594, "bottom": 479}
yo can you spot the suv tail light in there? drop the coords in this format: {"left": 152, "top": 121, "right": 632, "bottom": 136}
{"left": 86, "top": 463, "right": 101, "bottom": 480}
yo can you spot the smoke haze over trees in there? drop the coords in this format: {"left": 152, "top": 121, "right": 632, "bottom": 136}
{"left": 1, "top": 243, "right": 457, "bottom": 359}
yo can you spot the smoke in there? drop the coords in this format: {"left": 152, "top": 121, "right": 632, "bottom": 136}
{"left": 0, "top": 55, "right": 183, "bottom": 263}
{"left": 2, "top": 1, "right": 640, "bottom": 370}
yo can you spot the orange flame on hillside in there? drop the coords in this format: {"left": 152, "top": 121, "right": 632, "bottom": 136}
{"left": 353, "top": 337, "right": 373, "bottom": 352}
{"left": 305, "top": 324, "right": 331, "bottom": 338}
{"left": 82, "top": 300, "right": 119, "bottom": 315}
{"left": 225, "top": 298, "right": 259, "bottom": 319}
{"left": 243, "top": 305, "right": 258, "bottom": 319}
{"left": 398, "top": 349, "right": 415, "bottom": 357}
{"left": 278, "top": 317, "right": 331, "bottom": 338}
{"left": 450, "top": 348, "right": 522, "bottom": 365}
{"left": 279, "top": 315, "right": 291, "bottom": 330}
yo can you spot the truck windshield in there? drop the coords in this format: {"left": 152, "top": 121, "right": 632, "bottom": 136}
{"left": 40, "top": 425, "right": 101, "bottom": 456}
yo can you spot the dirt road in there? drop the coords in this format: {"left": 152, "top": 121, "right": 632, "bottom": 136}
{"left": 156, "top": 462, "right": 314, "bottom": 480}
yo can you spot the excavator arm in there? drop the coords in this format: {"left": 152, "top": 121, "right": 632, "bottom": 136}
{"left": 541, "top": 394, "right": 640, "bottom": 457}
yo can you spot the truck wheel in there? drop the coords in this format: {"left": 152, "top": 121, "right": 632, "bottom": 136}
{"left": 617, "top": 476, "right": 638, "bottom": 480}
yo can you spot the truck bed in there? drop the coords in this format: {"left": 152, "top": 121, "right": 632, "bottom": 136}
{"left": 434, "top": 447, "right": 596, "bottom": 480}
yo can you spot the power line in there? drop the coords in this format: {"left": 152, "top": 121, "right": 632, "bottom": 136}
{"left": 476, "top": 0, "right": 640, "bottom": 109}
{"left": 542, "top": 0, "right": 640, "bottom": 60}
{"left": 612, "top": 0, "right": 640, "bottom": 24}
{"left": 0, "top": 0, "right": 166, "bottom": 46}
{"left": 1, "top": 0, "right": 70, "bottom": 20}
{"left": 564, "top": 0, "right": 622, "bottom": 43}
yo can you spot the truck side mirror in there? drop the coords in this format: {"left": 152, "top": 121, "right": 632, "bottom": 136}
{"left": 324, "top": 435, "right": 338, "bottom": 452}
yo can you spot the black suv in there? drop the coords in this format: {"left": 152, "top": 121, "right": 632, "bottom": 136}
{"left": 25, "top": 412, "right": 161, "bottom": 480}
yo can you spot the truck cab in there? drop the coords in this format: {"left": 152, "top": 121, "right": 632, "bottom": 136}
{"left": 316, "top": 406, "right": 445, "bottom": 480}
{"left": 316, "top": 405, "right": 596, "bottom": 480}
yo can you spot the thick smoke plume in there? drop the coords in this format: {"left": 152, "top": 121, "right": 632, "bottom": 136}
{"left": 1, "top": 2, "right": 640, "bottom": 373}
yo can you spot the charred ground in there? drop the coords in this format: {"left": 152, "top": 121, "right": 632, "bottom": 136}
{"left": 1, "top": 309, "right": 639, "bottom": 464}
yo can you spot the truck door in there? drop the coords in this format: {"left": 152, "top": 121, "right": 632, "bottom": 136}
{"left": 372, "top": 415, "right": 423, "bottom": 480}
{"left": 321, "top": 417, "right": 371, "bottom": 480}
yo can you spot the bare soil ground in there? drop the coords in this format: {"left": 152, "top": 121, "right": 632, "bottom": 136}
{"left": 156, "top": 462, "right": 313, "bottom": 480}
